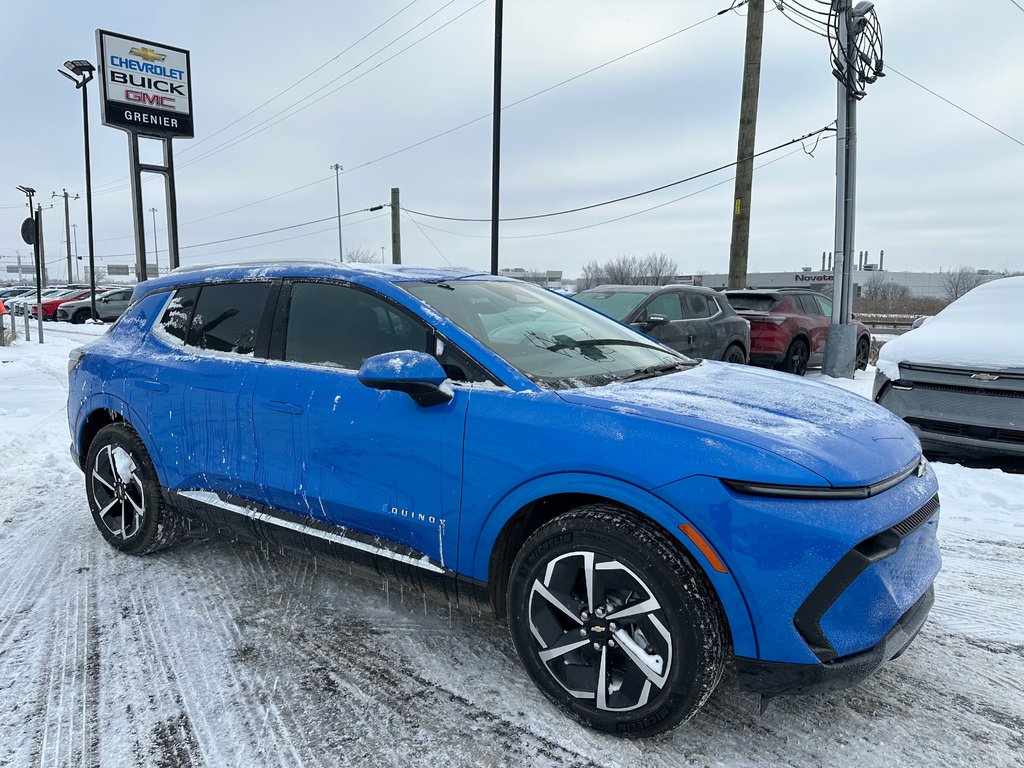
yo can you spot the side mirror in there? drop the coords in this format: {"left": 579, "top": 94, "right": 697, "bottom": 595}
{"left": 358, "top": 351, "right": 453, "bottom": 407}
{"left": 911, "top": 316, "right": 930, "bottom": 329}
{"left": 634, "top": 313, "right": 669, "bottom": 330}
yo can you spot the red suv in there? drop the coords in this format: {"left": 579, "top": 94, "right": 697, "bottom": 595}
{"left": 723, "top": 289, "right": 871, "bottom": 375}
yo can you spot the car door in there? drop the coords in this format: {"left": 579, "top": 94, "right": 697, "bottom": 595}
{"left": 797, "top": 293, "right": 830, "bottom": 362}
{"left": 678, "top": 291, "right": 717, "bottom": 359}
{"left": 632, "top": 291, "right": 698, "bottom": 356}
{"left": 98, "top": 289, "right": 133, "bottom": 320}
{"left": 251, "top": 280, "right": 467, "bottom": 569}
{"left": 131, "top": 281, "right": 274, "bottom": 501}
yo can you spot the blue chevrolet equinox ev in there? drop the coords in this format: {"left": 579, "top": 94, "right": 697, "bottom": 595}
{"left": 67, "top": 263, "right": 941, "bottom": 737}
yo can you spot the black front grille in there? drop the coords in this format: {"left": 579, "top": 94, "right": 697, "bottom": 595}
{"left": 905, "top": 381, "right": 1024, "bottom": 399}
{"left": 891, "top": 494, "right": 940, "bottom": 539}
{"left": 907, "top": 418, "right": 1024, "bottom": 446}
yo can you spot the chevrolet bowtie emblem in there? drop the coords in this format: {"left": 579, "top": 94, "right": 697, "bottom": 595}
{"left": 591, "top": 625, "right": 605, "bottom": 633}
{"left": 130, "top": 47, "right": 166, "bottom": 62}
{"left": 970, "top": 373, "right": 1000, "bottom": 381}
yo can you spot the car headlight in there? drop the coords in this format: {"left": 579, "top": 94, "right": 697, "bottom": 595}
{"left": 723, "top": 458, "right": 927, "bottom": 500}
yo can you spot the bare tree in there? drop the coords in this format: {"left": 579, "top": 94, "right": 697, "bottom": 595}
{"left": 577, "top": 260, "right": 607, "bottom": 291}
{"left": 860, "top": 273, "right": 912, "bottom": 313}
{"left": 344, "top": 246, "right": 380, "bottom": 263}
{"left": 941, "top": 266, "right": 988, "bottom": 301}
{"left": 637, "top": 253, "right": 678, "bottom": 285}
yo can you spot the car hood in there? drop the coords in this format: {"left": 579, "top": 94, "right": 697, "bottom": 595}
{"left": 558, "top": 362, "right": 920, "bottom": 486}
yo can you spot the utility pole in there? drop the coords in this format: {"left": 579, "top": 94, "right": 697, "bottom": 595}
{"left": 489, "top": 0, "right": 504, "bottom": 276}
{"left": 149, "top": 207, "right": 160, "bottom": 276}
{"left": 390, "top": 187, "right": 402, "bottom": 265}
{"left": 331, "top": 163, "right": 344, "bottom": 262}
{"left": 72, "top": 224, "right": 80, "bottom": 282}
{"left": 727, "top": 0, "right": 764, "bottom": 290}
{"left": 53, "top": 189, "right": 78, "bottom": 284}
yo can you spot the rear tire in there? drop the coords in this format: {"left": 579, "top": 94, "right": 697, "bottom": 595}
{"left": 778, "top": 338, "right": 809, "bottom": 376}
{"left": 856, "top": 336, "right": 870, "bottom": 370}
{"left": 507, "top": 504, "right": 725, "bottom": 737}
{"left": 722, "top": 344, "right": 746, "bottom": 365}
{"left": 84, "top": 423, "right": 189, "bottom": 555}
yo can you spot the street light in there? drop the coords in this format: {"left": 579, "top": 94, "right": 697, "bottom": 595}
{"left": 58, "top": 58, "right": 98, "bottom": 321}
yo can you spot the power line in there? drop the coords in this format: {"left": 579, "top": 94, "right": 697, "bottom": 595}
{"left": 1008, "top": 0, "right": 1024, "bottom": 13}
{"left": 403, "top": 125, "right": 835, "bottom": 223}
{"left": 402, "top": 209, "right": 452, "bottom": 265}
{"left": 405, "top": 140, "right": 824, "bottom": 241}
{"left": 173, "top": 0, "right": 481, "bottom": 172}
{"left": 97, "top": 207, "right": 382, "bottom": 259}
{"left": 89, "top": 0, "right": 475, "bottom": 196}
{"left": 88, "top": 4, "right": 738, "bottom": 242}
{"left": 88, "top": 2, "right": 426, "bottom": 194}
{"left": 888, "top": 65, "right": 1024, "bottom": 149}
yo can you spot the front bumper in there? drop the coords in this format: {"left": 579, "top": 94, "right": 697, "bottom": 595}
{"left": 735, "top": 584, "right": 934, "bottom": 695}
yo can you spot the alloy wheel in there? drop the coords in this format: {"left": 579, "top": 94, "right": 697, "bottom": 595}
{"left": 527, "top": 550, "right": 672, "bottom": 712}
{"left": 90, "top": 444, "right": 146, "bottom": 540}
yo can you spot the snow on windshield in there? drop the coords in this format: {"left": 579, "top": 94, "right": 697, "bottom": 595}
{"left": 877, "top": 276, "right": 1024, "bottom": 379}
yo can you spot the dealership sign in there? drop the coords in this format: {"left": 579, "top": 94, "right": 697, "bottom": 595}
{"left": 96, "top": 30, "right": 193, "bottom": 138}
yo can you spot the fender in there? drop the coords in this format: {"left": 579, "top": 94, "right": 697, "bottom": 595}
{"left": 469, "top": 471, "right": 758, "bottom": 658}
{"left": 73, "top": 394, "right": 168, "bottom": 486}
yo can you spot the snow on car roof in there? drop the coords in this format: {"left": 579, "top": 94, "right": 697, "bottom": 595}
{"left": 136, "top": 261, "right": 509, "bottom": 299}
{"left": 877, "top": 276, "right": 1024, "bottom": 378}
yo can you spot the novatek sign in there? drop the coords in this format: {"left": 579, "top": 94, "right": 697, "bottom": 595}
{"left": 96, "top": 30, "right": 193, "bottom": 138}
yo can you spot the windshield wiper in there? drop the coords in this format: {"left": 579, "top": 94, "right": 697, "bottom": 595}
{"left": 621, "top": 361, "right": 693, "bottom": 382}
{"left": 545, "top": 337, "right": 669, "bottom": 354}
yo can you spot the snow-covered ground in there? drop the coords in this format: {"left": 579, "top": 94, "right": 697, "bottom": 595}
{"left": 1, "top": 326, "right": 1022, "bottom": 767}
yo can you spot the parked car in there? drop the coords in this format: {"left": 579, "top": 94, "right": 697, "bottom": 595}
{"left": 0, "top": 287, "right": 35, "bottom": 302}
{"left": 31, "top": 288, "right": 94, "bottom": 319}
{"left": 56, "top": 288, "right": 134, "bottom": 324}
{"left": 573, "top": 284, "right": 750, "bottom": 363}
{"left": 874, "top": 276, "right": 1023, "bottom": 460}
{"left": 723, "top": 289, "right": 871, "bottom": 375}
{"left": 8, "top": 288, "right": 71, "bottom": 316}
{"left": 69, "top": 263, "right": 940, "bottom": 736}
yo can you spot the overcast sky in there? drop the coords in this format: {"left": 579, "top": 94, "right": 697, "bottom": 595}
{"left": 1, "top": 0, "right": 1022, "bottom": 282}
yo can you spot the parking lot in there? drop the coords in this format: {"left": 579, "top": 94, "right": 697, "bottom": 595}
{"left": 0, "top": 324, "right": 1020, "bottom": 767}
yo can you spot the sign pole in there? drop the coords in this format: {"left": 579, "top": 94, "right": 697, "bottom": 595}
{"left": 128, "top": 133, "right": 149, "bottom": 282}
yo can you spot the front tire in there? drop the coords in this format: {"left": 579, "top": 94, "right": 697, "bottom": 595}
{"left": 72, "top": 308, "right": 91, "bottom": 325}
{"left": 507, "top": 505, "right": 725, "bottom": 737}
{"left": 84, "top": 423, "right": 188, "bottom": 555}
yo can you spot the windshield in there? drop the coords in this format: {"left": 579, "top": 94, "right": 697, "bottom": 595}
{"left": 404, "top": 280, "right": 689, "bottom": 389}
{"left": 725, "top": 293, "right": 778, "bottom": 312}
{"left": 573, "top": 289, "right": 648, "bottom": 320}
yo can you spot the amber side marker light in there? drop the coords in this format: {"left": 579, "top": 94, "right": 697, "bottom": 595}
{"left": 679, "top": 524, "right": 728, "bottom": 574}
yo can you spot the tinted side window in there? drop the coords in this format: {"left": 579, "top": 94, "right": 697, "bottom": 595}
{"left": 644, "top": 293, "right": 682, "bottom": 320}
{"left": 159, "top": 286, "right": 200, "bottom": 344}
{"left": 285, "top": 282, "right": 430, "bottom": 370}
{"left": 187, "top": 282, "right": 272, "bottom": 355}
{"left": 682, "top": 293, "right": 711, "bottom": 319}
{"left": 796, "top": 294, "right": 820, "bottom": 315}
{"left": 815, "top": 295, "right": 833, "bottom": 317}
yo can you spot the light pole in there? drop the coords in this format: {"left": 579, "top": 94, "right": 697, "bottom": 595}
{"left": 58, "top": 59, "right": 97, "bottom": 321}
{"left": 330, "top": 163, "right": 344, "bottom": 262}
{"left": 149, "top": 207, "right": 160, "bottom": 276}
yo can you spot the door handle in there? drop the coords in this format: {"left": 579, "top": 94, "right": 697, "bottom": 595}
{"left": 137, "top": 380, "right": 168, "bottom": 392}
{"left": 263, "top": 401, "right": 303, "bottom": 415}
